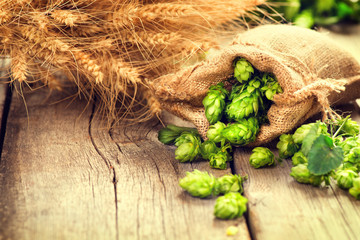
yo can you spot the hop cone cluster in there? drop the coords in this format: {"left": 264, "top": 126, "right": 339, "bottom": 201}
{"left": 203, "top": 58, "right": 282, "bottom": 151}
{"left": 283, "top": 116, "right": 360, "bottom": 201}
{"left": 179, "top": 170, "right": 246, "bottom": 198}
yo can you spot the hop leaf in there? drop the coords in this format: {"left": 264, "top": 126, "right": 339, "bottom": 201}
{"left": 349, "top": 177, "right": 360, "bottom": 200}
{"left": 290, "top": 164, "right": 324, "bottom": 186}
{"left": 221, "top": 118, "right": 259, "bottom": 146}
{"left": 200, "top": 140, "right": 219, "bottom": 160}
{"left": 203, "top": 83, "right": 228, "bottom": 124}
{"left": 225, "top": 89, "right": 262, "bottom": 121}
{"left": 215, "top": 174, "right": 246, "bottom": 194}
{"left": 277, "top": 134, "right": 298, "bottom": 159}
{"left": 233, "top": 58, "right": 254, "bottom": 83}
{"left": 158, "top": 124, "right": 198, "bottom": 145}
{"left": 249, "top": 147, "right": 275, "bottom": 168}
{"left": 214, "top": 192, "right": 248, "bottom": 219}
{"left": 174, "top": 132, "right": 201, "bottom": 162}
{"left": 179, "top": 170, "right": 217, "bottom": 198}
{"left": 207, "top": 122, "right": 226, "bottom": 144}
{"left": 300, "top": 122, "right": 329, "bottom": 156}
{"left": 307, "top": 134, "right": 343, "bottom": 175}
{"left": 335, "top": 169, "right": 358, "bottom": 189}
{"left": 291, "top": 151, "right": 308, "bottom": 166}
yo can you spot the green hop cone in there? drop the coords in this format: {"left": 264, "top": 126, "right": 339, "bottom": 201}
{"left": 338, "top": 136, "right": 360, "bottom": 155}
{"left": 344, "top": 147, "right": 360, "bottom": 171}
{"left": 179, "top": 170, "right": 217, "bottom": 198}
{"left": 225, "top": 89, "right": 262, "bottom": 121}
{"left": 216, "top": 174, "right": 246, "bottom": 194}
{"left": 337, "top": 162, "right": 358, "bottom": 172}
{"left": 221, "top": 118, "right": 259, "bottom": 146}
{"left": 349, "top": 177, "right": 360, "bottom": 200}
{"left": 200, "top": 140, "right": 219, "bottom": 160}
{"left": 246, "top": 78, "right": 262, "bottom": 94}
{"left": 229, "top": 84, "right": 243, "bottom": 101}
{"left": 249, "top": 147, "right": 275, "bottom": 168}
{"left": 281, "top": 0, "right": 301, "bottom": 20}
{"left": 292, "top": 151, "right": 308, "bottom": 166}
{"left": 214, "top": 192, "right": 248, "bottom": 220}
{"left": 290, "top": 163, "right": 323, "bottom": 186}
{"left": 260, "top": 73, "right": 283, "bottom": 101}
{"left": 233, "top": 58, "right": 254, "bottom": 83}
{"left": 158, "top": 124, "right": 197, "bottom": 145}
{"left": 203, "top": 83, "right": 228, "bottom": 124}
{"left": 276, "top": 134, "right": 298, "bottom": 159}
{"left": 207, "top": 122, "right": 226, "bottom": 144}
{"left": 292, "top": 122, "right": 328, "bottom": 144}
{"left": 174, "top": 132, "right": 201, "bottom": 162}
{"left": 293, "top": 9, "right": 315, "bottom": 28}
{"left": 335, "top": 117, "right": 360, "bottom": 137}
{"left": 209, "top": 151, "right": 232, "bottom": 170}
{"left": 335, "top": 169, "right": 358, "bottom": 189}
{"left": 175, "top": 131, "right": 200, "bottom": 147}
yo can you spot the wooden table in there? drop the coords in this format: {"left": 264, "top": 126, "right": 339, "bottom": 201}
{"left": 1, "top": 25, "right": 360, "bottom": 240}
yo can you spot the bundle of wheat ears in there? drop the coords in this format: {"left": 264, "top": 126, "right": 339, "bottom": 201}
{"left": 0, "top": 0, "right": 271, "bottom": 125}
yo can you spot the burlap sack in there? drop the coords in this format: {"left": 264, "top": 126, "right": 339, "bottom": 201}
{"left": 152, "top": 24, "right": 360, "bottom": 146}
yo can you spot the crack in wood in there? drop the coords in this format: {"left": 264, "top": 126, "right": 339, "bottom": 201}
{"left": 88, "top": 101, "right": 119, "bottom": 240}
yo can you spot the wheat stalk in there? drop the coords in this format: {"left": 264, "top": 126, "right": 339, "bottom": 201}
{"left": 0, "top": 0, "right": 273, "bottom": 125}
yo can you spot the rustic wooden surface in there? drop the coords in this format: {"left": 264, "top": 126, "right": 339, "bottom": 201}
{"left": 0, "top": 25, "right": 359, "bottom": 240}
{"left": 0, "top": 89, "right": 250, "bottom": 240}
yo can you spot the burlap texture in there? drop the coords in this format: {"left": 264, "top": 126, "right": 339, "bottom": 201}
{"left": 152, "top": 24, "right": 360, "bottom": 146}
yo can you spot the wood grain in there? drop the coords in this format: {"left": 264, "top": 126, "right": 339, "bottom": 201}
{"left": 88, "top": 110, "right": 250, "bottom": 240}
{"left": 0, "top": 89, "right": 118, "bottom": 240}
{"left": 0, "top": 88, "right": 250, "bottom": 240}
{"left": 233, "top": 105, "right": 360, "bottom": 240}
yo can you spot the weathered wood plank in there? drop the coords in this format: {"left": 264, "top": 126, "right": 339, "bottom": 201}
{"left": 89, "top": 112, "right": 251, "bottom": 240}
{"left": 233, "top": 105, "right": 360, "bottom": 240}
{"left": 0, "top": 88, "right": 250, "bottom": 240}
{"left": 0, "top": 89, "right": 118, "bottom": 240}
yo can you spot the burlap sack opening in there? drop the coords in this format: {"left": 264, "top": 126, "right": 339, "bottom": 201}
{"left": 152, "top": 24, "right": 360, "bottom": 146}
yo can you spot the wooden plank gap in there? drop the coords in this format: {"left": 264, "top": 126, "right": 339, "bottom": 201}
{"left": 0, "top": 82, "right": 12, "bottom": 160}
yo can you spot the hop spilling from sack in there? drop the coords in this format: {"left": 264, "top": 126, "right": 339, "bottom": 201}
{"left": 153, "top": 25, "right": 360, "bottom": 145}
{"left": 204, "top": 58, "right": 283, "bottom": 145}
{"left": 158, "top": 58, "right": 283, "bottom": 169}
